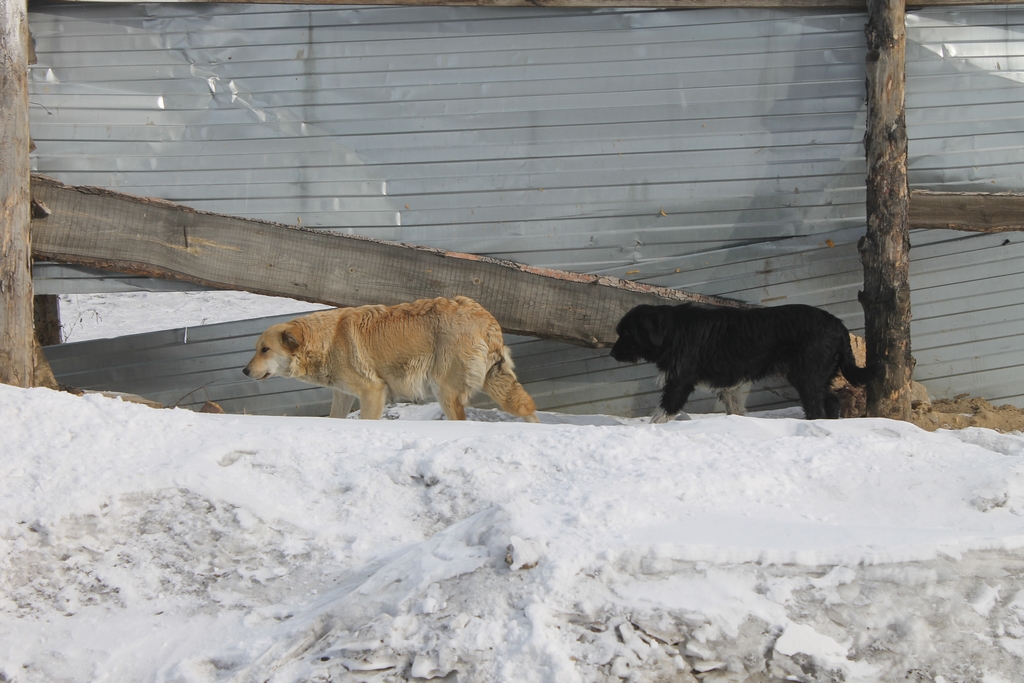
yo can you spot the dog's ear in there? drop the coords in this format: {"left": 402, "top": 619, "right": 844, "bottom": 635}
{"left": 281, "top": 324, "right": 303, "bottom": 352}
{"left": 641, "top": 312, "right": 667, "bottom": 347}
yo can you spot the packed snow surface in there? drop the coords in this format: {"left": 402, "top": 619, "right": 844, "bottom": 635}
{"left": 4, "top": 290, "right": 1024, "bottom": 682}
{"left": 3, "top": 385, "right": 1024, "bottom": 683}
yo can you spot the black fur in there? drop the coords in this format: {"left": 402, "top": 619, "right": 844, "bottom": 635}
{"left": 610, "top": 303, "right": 880, "bottom": 421}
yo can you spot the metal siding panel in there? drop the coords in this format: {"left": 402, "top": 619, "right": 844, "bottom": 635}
{"left": 29, "top": 4, "right": 869, "bottom": 249}
{"left": 32, "top": 264, "right": 209, "bottom": 295}
{"left": 27, "top": 4, "right": 1024, "bottom": 415}
{"left": 44, "top": 312, "right": 335, "bottom": 415}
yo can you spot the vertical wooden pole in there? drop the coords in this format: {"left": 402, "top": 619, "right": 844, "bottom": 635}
{"left": 0, "top": 0, "right": 33, "bottom": 388}
{"left": 859, "top": 0, "right": 912, "bottom": 421}
{"left": 32, "top": 294, "right": 61, "bottom": 389}
{"left": 33, "top": 294, "right": 61, "bottom": 346}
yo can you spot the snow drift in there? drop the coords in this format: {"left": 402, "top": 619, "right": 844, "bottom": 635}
{"left": 3, "top": 383, "right": 1024, "bottom": 682}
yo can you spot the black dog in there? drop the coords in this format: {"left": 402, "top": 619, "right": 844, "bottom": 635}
{"left": 610, "top": 303, "right": 879, "bottom": 421}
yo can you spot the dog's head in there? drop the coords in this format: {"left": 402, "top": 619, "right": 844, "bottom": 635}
{"left": 609, "top": 305, "right": 671, "bottom": 364}
{"left": 242, "top": 322, "right": 305, "bottom": 380}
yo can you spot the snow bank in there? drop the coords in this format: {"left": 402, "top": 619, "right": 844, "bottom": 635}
{"left": 2, "top": 384, "right": 1024, "bottom": 682}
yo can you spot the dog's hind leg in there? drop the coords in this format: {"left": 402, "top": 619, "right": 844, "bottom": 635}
{"left": 434, "top": 358, "right": 476, "bottom": 421}
{"left": 823, "top": 391, "right": 842, "bottom": 419}
{"left": 653, "top": 379, "right": 695, "bottom": 424}
{"left": 437, "top": 388, "right": 469, "bottom": 421}
{"left": 791, "top": 380, "right": 829, "bottom": 420}
{"left": 483, "top": 351, "right": 539, "bottom": 423}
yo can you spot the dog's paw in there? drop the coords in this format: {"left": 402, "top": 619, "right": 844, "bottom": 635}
{"left": 649, "top": 407, "right": 675, "bottom": 424}
{"left": 650, "top": 408, "right": 692, "bottom": 423}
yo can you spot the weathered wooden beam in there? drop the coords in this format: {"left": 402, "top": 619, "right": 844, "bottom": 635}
{"left": 1, "top": 0, "right": 34, "bottom": 388}
{"left": 910, "top": 190, "right": 1024, "bottom": 233}
{"left": 859, "top": 0, "right": 912, "bottom": 422}
{"left": 29, "top": 175, "right": 747, "bottom": 348}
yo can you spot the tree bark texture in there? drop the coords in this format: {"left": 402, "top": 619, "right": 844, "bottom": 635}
{"left": 0, "top": 0, "right": 33, "bottom": 388}
{"left": 32, "top": 295, "right": 60, "bottom": 390}
{"left": 33, "top": 294, "right": 60, "bottom": 346}
{"left": 859, "top": 0, "right": 912, "bottom": 421}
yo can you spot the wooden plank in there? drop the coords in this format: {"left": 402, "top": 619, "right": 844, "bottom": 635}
{"left": 29, "top": 175, "right": 747, "bottom": 349}
{"left": 910, "top": 191, "right": 1024, "bottom": 233}
{"left": 859, "top": 0, "right": 913, "bottom": 421}
{"left": 0, "top": 0, "right": 33, "bottom": 388}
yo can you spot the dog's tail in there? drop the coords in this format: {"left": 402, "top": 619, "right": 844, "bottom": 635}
{"left": 484, "top": 346, "right": 540, "bottom": 423}
{"left": 837, "top": 334, "right": 883, "bottom": 387}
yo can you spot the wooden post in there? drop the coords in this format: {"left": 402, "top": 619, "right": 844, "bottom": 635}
{"left": 859, "top": 0, "right": 912, "bottom": 421}
{"left": 0, "top": 0, "right": 34, "bottom": 388}
{"left": 34, "top": 294, "right": 61, "bottom": 345}
{"left": 32, "top": 293, "right": 61, "bottom": 388}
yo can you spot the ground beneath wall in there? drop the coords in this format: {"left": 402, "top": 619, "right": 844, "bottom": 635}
{"left": 910, "top": 397, "right": 1024, "bottom": 433}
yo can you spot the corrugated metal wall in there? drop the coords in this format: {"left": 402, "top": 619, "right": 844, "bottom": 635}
{"left": 28, "top": 3, "right": 1024, "bottom": 416}
{"left": 903, "top": 9, "right": 1024, "bottom": 409}
{"left": 43, "top": 313, "right": 336, "bottom": 417}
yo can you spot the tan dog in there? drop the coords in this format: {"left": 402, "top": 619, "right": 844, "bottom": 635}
{"left": 243, "top": 296, "right": 539, "bottom": 422}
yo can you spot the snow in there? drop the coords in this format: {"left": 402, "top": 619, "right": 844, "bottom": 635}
{"left": 3, "top": 291, "right": 1024, "bottom": 682}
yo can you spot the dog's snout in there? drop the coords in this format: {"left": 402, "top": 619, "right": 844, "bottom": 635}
{"left": 242, "top": 366, "right": 251, "bottom": 377}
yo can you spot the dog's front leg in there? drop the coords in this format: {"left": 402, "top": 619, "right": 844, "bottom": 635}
{"left": 329, "top": 390, "right": 356, "bottom": 418}
{"left": 357, "top": 384, "right": 388, "bottom": 420}
{"left": 651, "top": 379, "right": 695, "bottom": 424}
